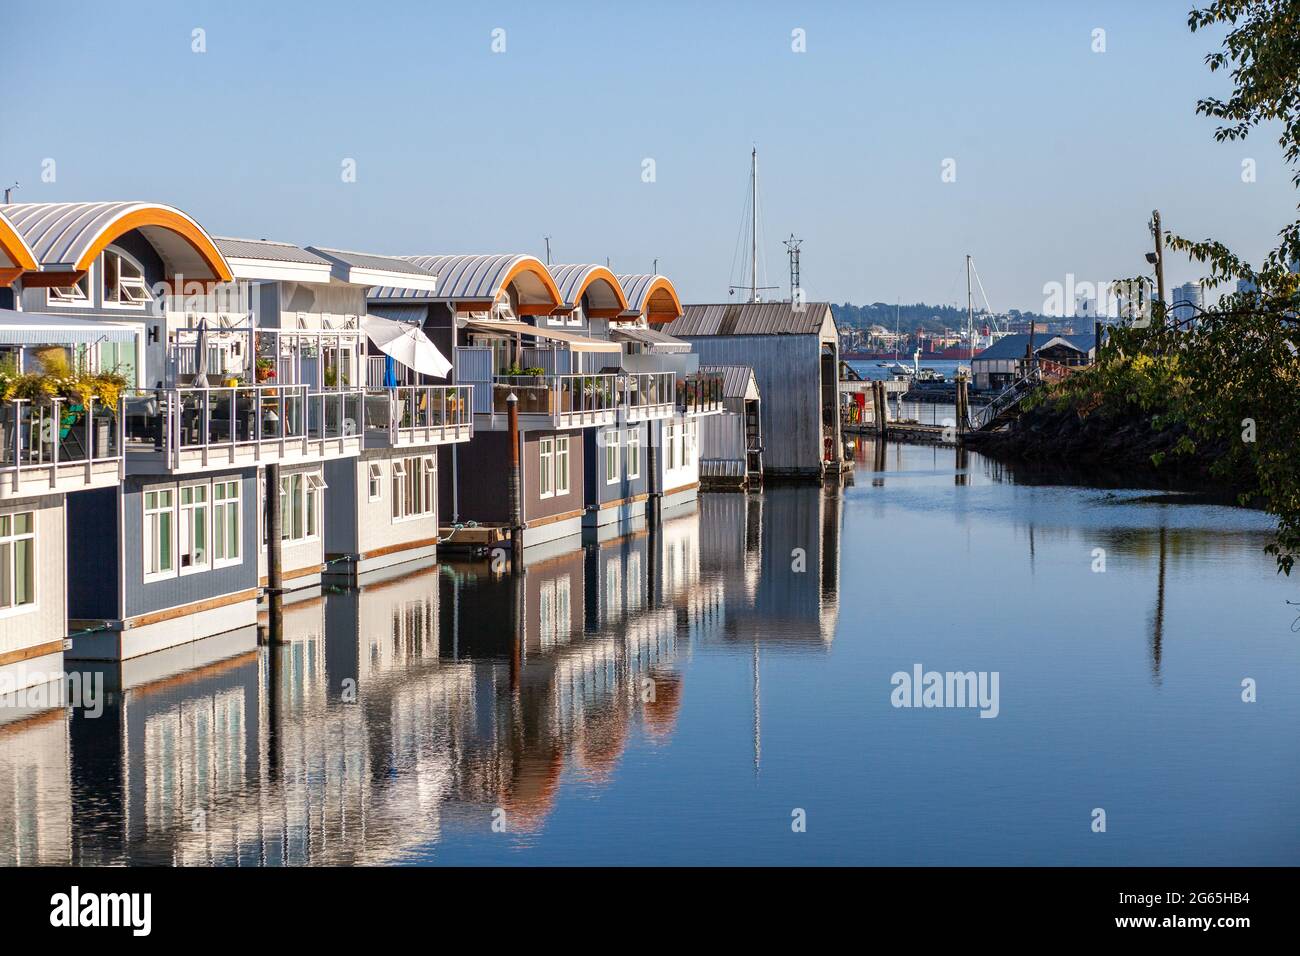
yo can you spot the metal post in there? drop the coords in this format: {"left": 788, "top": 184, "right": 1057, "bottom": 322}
{"left": 266, "top": 462, "right": 283, "bottom": 641}
{"left": 646, "top": 419, "right": 661, "bottom": 529}
{"left": 507, "top": 393, "right": 523, "bottom": 567}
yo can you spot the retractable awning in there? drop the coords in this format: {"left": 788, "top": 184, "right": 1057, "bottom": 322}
{"left": 463, "top": 319, "right": 622, "bottom": 353}
{"left": 0, "top": 309, "right": 142, "bottom": 346}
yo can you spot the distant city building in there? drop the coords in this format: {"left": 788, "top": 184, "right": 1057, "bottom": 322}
{"left": 1170, "top": 281, "right": 1203, "bottom": 325}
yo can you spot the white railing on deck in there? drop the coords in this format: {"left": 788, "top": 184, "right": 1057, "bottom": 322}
{"left": 0, "top": 397, "right": 124, "bottom": 492}
{"left": 363, "top": 385, "right": 473, "bottom": 444}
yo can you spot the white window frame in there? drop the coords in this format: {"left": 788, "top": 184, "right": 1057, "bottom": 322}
{"left": 555, "top": 435, "right": 570, "bottom": 496}
{"left": 46, "top": 264, "right": 93, "bottom": 308}
{"left": 538, "top": 438, "right": 554, "bottom": 499}
{"left": 665, "top": 422, "right": 677, "bottom": 470}
{"left": 604, "top": 429, "right": 620, "bottom": 485}
{"left": 391, "top": 456, "right": 434, "bottom": 522}
{"left": 0, "top": 510, "right": 37, "bottom": 616}
{"left": 212, "top": 479, "right": 242, "bottom": 569}
{"left": 177, "top": 481, "right": 210, "bottom": 576}
{"left": 143, "top": 486, "right": 178, "bottom": 583}
{"left": 683, "top": 420, "right": 694, "bottom": 467}
{"left": 101, "top": 249, "right": 151, "bottom": 310}
{"left": 626, "top": 429, "right": 641, "bottom": 479}
{"left": 305, "top": 471, "right": 327, "bottom": 540}
{"left": 367, "top": 461, "right": 383, "bottom": 502}
{"left": 390, "top": 458, "right": 407, "bottom": 520}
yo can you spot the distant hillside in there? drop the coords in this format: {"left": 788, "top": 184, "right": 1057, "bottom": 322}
{"left": 831, "top": 302, "right": 1057, "bottom": 332}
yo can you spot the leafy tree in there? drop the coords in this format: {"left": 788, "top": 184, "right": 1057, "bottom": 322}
{"left": 1109, "top": 2, "right": 1300, "bottom": 572}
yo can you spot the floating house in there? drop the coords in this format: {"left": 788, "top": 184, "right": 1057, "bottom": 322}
{"left": 370, "top": 255, "right": 625, "bottom": 551}
{"left": 0, "top": 202, "right": 259, "bottom": 669}
{"left": 697, "top": 364, "right": 762, "bottom": 490}
{"left": 970, "top": 332, "right": 1096, "bottom": 390}
{"left": 662, "top": 301, "right": 844, "bottom": 481}
{"left": 305, "top": 247, "right": 472, "bottom": 586}
{"left": 0, "top": 208, "right": 137, "bottom": 703}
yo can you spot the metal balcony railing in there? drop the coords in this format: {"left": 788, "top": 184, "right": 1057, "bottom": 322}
{"left": 0, "top": 397, "right": 124, "bottom": 495}
{"left": 621, "top": 371, "right": 676, "bottom": 422}
{"left": 122, "top": 385, "right": 364, "bottom": 469}
{"left": 491, "top": 374, "right": 619, "bottom": 428}
{"left": 362, "top": 385, "right": 474, "bottom": 446}
{"left": 677, "top": 372, "right": 725, "bottom": 415}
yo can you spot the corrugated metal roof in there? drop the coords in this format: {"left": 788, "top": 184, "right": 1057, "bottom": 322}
{"left": 616, "top": 273, "right": 683, "bottom": 320}
{"left": 308, "top": 247, "right": 432, "bottom": 276}
{"left": 700, "top": 364, "right": 760, "bottom": 400}
{"left": 610, "top": 326, "right": 691, "bottom": 352}
{"left": 214, "top": 236, "right": 331, "bottom": 265}
{"left": 665, "top": 302, "right": 833, "bottom": 336}
{"left": 1, "top": 201, "right": 229, "bottom": 278}
{"left": 372, "top": 254, "right": 554, "bottom": 304}
{"left": 546, "top": 263, "right": 627, "bottom": 313}
{"left": 0, "top": 209, "right": 38, "bottom": 270}
{"left": 975, "top": 332, "right": 1095, "bottom": 361}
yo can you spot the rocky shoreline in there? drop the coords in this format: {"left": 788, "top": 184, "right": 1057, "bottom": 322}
{"left": 965, "top": 403, "right": 1251, "bottom": 496}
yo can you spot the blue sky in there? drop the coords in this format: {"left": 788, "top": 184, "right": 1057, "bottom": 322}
{"left": 1, "top": 0, "right": 1292, "bottom": 311}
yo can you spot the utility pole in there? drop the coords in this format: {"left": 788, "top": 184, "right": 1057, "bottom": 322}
{"left": 3, "top": 183, "right": 17, "bottom": 204}
{"left": 1151, "top": 209, "right": 1167, "bottom": 324}
{"left": 507, "top": 392, "right": 523, "bottom": 568}
{"left": 653, "top": 257, "right": 658, "bottom": 275}
{"left": 543, "top": 236, "right": 551, "bottom": 266}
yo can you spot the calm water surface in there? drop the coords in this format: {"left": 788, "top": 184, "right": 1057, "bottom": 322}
{"left": 3, "top": 441, "right": 1297, "bottom": 865}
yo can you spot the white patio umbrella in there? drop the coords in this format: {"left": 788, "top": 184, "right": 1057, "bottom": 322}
{"left": 361, "top": 314, "right": 452, "bottom": 379}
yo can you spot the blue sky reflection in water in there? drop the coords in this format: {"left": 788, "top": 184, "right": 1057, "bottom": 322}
{"left": 4, "top": 442, "right": 1296, "bottom": 866}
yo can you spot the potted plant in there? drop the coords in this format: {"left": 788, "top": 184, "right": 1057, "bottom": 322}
{"left": 255, "top": 357, "right": 276, "bottom": 384}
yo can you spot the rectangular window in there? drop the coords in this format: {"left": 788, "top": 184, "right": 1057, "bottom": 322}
{"left": 391, "top": 457, "right": 435, "bottom": 521}
{"left": 144, "top": 488, "right": 176, "bottom": 580}
{"left": 0, "top": 511, "right": 36, "bottom": 612}
{"left": 368, "top": 462, "right": 383, "bottom": 501}
{"left": 213, "top": 479, "right": 241, "bottom": 567}
{"left": 665, "top": 422, "right": 677, "bottom": 470}
{"left": 278, "top": 472, "right": 323, "bottom": 542}
{"left": 306, "top": 472, "right": 326, "bottom": 539}
{"left": 604, "top": 429, "right": 620, "bottom": 484}
{"left": 391, "top": 459, "right": 406, "bottom": 520}
{"left": 538, "top": 438, "right": 554, "bottom": 498}
{"left": 626, "top": 429, "right": 641, "bottom": 479}
{"left": 555, "top": 436, "right": 570, "bottom": 495}
{"left": 178, "top": 483, "right": 209, "bottom": 573}
{"left": 47, "top": 266, "right": 92, "bottom": 307}
{"left": 683, "top": 421, "right": 694, "bottom": 467}
{"left": 103, "top": 251, "right": 151, "bottom": 307}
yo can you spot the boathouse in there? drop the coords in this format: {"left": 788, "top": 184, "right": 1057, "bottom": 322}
{"left": 697, "top": 364, "right": 762, "bottom": 490}
{"left": 971, "top": 332, "right": 1096, "bottom": 390}
{"left": 662, "top": 301, "right": 843, "bottom": 481}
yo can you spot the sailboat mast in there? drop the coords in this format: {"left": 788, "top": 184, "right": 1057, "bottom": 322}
{"left": 966, "top": 254, "right": 974, "bottom": 357}
{"left": 750, "top": 147, "right": 758, "bottom": 303}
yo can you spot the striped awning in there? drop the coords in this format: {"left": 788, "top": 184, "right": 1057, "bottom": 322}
{"left": 0, "top": 309, "right": 142, "bottom": 345}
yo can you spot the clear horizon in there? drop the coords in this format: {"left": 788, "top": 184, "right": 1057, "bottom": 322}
{"left": 1, "top": 0, "right": 1291, "bottom": 312}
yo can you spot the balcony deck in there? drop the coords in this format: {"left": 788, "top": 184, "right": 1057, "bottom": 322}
{"left": 361, "top": 385, "right": 474, "bottom": 448}
{"left": 472, "top": 374, "right": 620, "bottom": 432}
{"left": 0, "top": 399, "right": 124, "bottom": 501}
{"left": 121, "top": 385, "right": 364, "bottom": 475}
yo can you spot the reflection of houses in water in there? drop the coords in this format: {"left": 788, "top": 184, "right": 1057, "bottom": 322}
{"left": 0, "top": 709, "right": 71, "bottom": 864}
{"left": 698, "top": 487, "right": 842, "bottom": 645}
{"left": 53, "top": 515, "right": 709, "bottom": 862}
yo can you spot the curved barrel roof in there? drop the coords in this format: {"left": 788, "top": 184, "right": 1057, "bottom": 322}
{"left": 0, "top": 201, "right": 232, "bottom": 281}
{"left": 371, "top": 254, "right": 561, "bottom": 314}
{"left": 547, "top": 264, "right": 628, "bottom": 317}
{"left": 616, "top": 274, "right": 683, "bottom": 323}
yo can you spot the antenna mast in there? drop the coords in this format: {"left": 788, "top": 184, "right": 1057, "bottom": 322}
{"left": 966, "top": 254, "right": 974, "bottom": 356}
{"left": 783, "top": 234, "right": 802, "bottom": 301}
